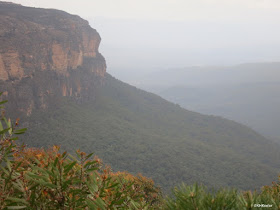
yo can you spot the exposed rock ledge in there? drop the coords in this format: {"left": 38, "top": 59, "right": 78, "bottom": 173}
{"left": 0, "top": 2, "right": 106, "bottom": 116}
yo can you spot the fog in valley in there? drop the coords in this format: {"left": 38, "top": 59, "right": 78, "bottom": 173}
{"left": 92, "top": 15, "right": 280, "bottom": 141}
{"left": 93, "top": 17, "right": 280, "bottom": 82}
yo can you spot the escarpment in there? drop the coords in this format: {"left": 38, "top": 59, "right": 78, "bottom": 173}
{"left": 0, "top": 2, "right": 106, "bottom": 116}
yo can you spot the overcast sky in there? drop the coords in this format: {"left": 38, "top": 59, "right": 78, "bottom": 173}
{"left": 5, "top": 0, "right": 280, "bottom": 22}
{"left": 3, "top": 0, "right": 280, "bottom": 81}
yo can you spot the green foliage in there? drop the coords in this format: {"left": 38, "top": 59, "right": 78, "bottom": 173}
{"left": 0, "top": 97, "right": 162, "bottom": 209}
{"left": 165, "top": 182, "right": 280, "bottom": 210}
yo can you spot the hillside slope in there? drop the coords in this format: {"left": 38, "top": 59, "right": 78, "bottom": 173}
{"left": 23, "top": 74, "right": 280, "bottom": 192}
{"left": 158, "top": 82, "right": 280, "bottom": 139}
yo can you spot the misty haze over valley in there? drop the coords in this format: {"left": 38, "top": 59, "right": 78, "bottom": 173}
{"left": 91, "top": 17, "right": 280, "bottom": 141}
{"left": 93, "top": 17, "right": 280, "bottom": 78}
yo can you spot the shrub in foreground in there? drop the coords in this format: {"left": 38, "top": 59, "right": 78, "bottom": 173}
{"left": 165, "top": 182, "right": 280, "bottom": 209}
{"left": 0, "top": 136, "right": 162, "bottom": 209}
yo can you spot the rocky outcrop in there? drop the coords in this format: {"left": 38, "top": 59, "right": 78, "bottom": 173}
{"left": 0, "top": 2, "right": 106, "bottom": 116}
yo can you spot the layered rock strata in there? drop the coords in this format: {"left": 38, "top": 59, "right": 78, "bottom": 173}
{"left": 0, "top": 2, "right": 106, "bottom": 115}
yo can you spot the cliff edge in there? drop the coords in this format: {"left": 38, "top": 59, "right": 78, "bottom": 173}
{"left": 0, "top": 2, "right": 106, "bottom": 115}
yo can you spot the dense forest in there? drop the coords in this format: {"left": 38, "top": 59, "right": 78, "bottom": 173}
{"left": 17, "top": 74, "right": 280, "bottom": 192}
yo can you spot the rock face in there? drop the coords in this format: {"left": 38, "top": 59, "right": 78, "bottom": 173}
{"left": 0, "top": 2, "right": 106, "bottom": 116}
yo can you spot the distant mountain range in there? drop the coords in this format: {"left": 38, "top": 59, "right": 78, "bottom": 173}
{"left": 134, "top": 63, "right": 280, "bottom": 140}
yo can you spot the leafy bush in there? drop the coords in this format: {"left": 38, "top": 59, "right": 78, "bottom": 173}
{"left": 165, "top": 182, "right": 280, "bottom": 209}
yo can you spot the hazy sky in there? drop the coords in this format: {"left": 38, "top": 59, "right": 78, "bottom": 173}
{"left": 5, "top": 0, "right": 280, "bottom": 22}
{"left": 3, "top": 0, "right": 280, "bottom": 81}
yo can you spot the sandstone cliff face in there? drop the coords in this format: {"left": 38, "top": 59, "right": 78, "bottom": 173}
{"left": 0, "top": 2, "right": 106, "bottom": 116}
